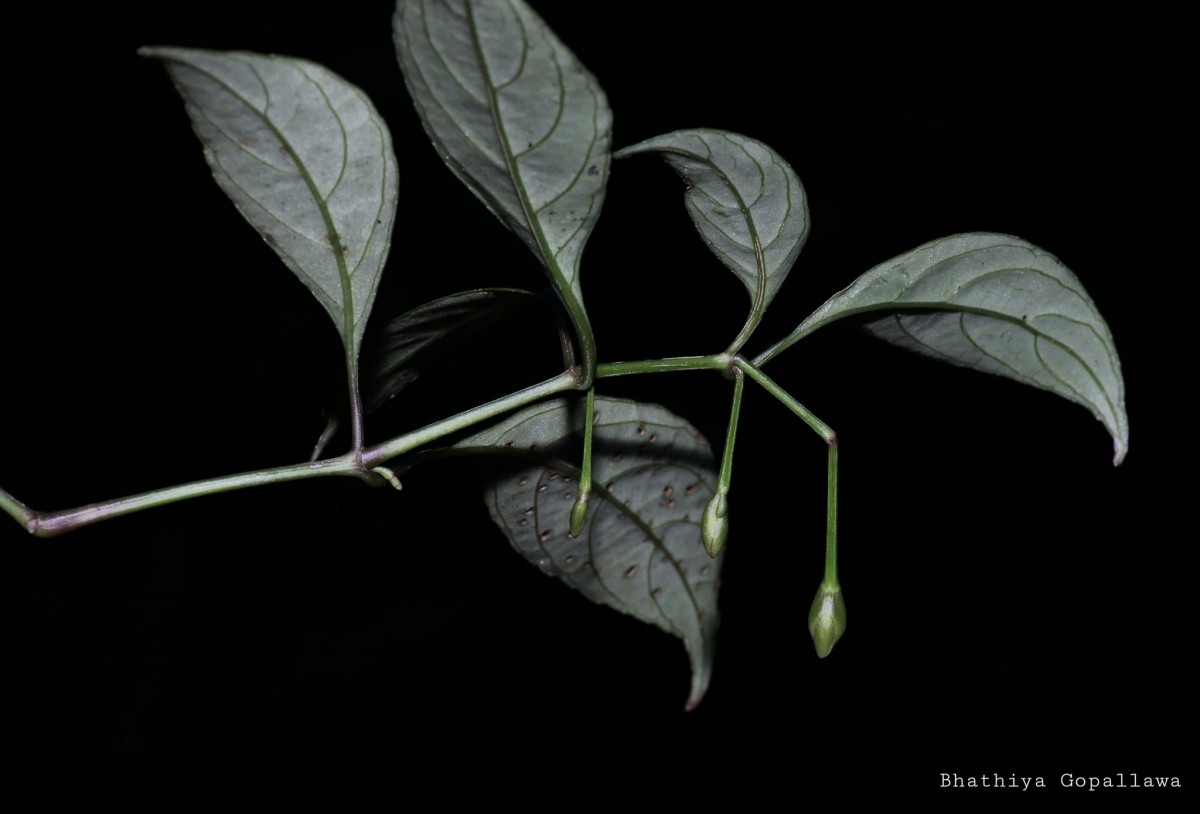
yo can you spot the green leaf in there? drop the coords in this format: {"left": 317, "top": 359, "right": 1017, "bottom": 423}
{"left": 310, "top": 288, "right": 535, "bottom": 460}
{"left": 756, "top": 233, "right": 1128, "bottom": 464}
{"left": 615, "top": 130, "right": 809, "bottom": 354}
{"left": 143, "top": 48, "right": 398, "bottom": 360}
{"left": 454, "top": 396, "right": 722, "bottom": 710}
{"left": 393, "top": 0, "right": 611, "bottom": 382}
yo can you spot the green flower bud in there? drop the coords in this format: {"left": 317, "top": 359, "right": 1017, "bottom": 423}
{"left": 701, "top": 491, "right": 728, "bottom": 558}
{"left": 569, "top": 489, "right": 590, "bottom": 537}
{"left": 807, "top": 581, "right": 846, "bottom": 658}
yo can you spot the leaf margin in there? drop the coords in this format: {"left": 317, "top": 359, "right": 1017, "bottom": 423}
{"left": 615, "top": 128, "right": 810, "bottom": 354}
{"left": 452, "top": 394, "right": 723, "bottom": 709}
{"left": 755, "top": 232, "right": 1128, "bottom": 464}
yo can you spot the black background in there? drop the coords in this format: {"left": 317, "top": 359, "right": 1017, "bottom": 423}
{"left": 5, "top": 2, "right": 1194, "bottom": 810}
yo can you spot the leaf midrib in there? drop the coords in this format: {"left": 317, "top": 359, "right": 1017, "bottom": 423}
{"left": 466, "top": 1, "right": 566, "bottom": 288}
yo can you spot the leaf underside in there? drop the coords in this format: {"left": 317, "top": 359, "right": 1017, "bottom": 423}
{"left": 144, "top": 47, "right": 398, "bottom": 356}
{"left": 364, "top": 288, "right": 536, "bottom": 414}
{"left": 311, "top": 288, "right": 536, "bottom": 460}
{"left": 759, "top": 233, "right": 1128, "bottom": 464}
{"left": 616, "top": 129, "right": 809, "bottom": 351}
{"left": 454, "top": 396, "right": 722, "bottom": 710}
{"left": 393, "top": 0, "right": 611, "bottom": 371}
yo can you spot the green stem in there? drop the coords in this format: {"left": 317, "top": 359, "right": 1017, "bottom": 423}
{"left": 733, "top": 356, "right": 839, "bottom": 586}
{"left": 824, "top": 441, "right": 839, "bottom": 587}
{"left": 733, "top": 357, "right": 835, "bottom": 443}
{"left": 569, "top": 387, "right": 596, "bottom": 536}
{"left": 346, "top": 348, "right": 366, "bottom": 455}
{"left": 716, "top": 369, "right": 745, "bottom": 498}
{"left": 724, "top": 313, "right": 763, "bottom": 360}
{"left": 1, "top": 486, "right": 35, "bottom": 532}
{"left": 29, "top": 457, "right": 364, "bottom": 537}
{"left": 361, "top": 370, "right": 577, "bottom": 466}
{"left": 8, "top": 370, "right": 578, "bottom": 537}
{"left": 596, "top": 355, "right": 727, "bottom": 378}
{"left": 701, "top": 369, "right": 744, "bottom": 557}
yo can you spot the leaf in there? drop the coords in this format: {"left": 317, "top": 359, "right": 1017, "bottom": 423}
{"left": 454, "top": 396, "right": 722, "bottom": 710}
{"left": 615, "top": 129, "right": 810, "bottom": 352}
{"left": 756, "top": 233, "right": 1128, "bottom": 464}
{"left": 365, "top": 288, "right": 536, "bottom": 414}
{"left": 142, "top": 47, "right": 399, "bottom": 360}
{"left": 393, "top": 0, "right": 611, "bottom": 379}
{"left": 310, "top": 288, "right": 536, "bottom": 460}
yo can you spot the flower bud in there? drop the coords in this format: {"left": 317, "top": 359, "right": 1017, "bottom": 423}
{"left": 807, "top": 581, "right": 846, "bottom": 658}
{"left": 701, "top": 491, "right": 728, "bottom": 558}
{"left": 569, "top": 490, "right": 590, "bottom": 537}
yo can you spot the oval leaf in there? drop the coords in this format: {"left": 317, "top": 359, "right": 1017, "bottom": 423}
{"left": 143, "top": 48, "right": 399, "bottom": 357}
{"left": 454, "top": 396, "right": 722, "bottom": 710}
{"left": 393, "top": 0, "right": 611, "bottom": 378}
{"left": 757, "top": 233, "right": 1128, "bottom": 464}
{"left": 615, "top": 129, "right": 810, "bottom": 352}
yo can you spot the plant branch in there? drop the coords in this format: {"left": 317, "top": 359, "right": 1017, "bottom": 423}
{"left": 1, "top": 486, "right": 35, "bottom": 532}
{"left": 5, "top": 370, "right": 579, "bottom": 538}
{"left": 360, "top": 370, "right": 578, "bottom": 466}
{"left": 26, "top": 456, "right": 365, "bottom": 538}
{"left": 596, "top": 355, "right": 728, "bottom": 379}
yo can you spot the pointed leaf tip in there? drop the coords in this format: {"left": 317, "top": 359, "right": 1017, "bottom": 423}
{"left": 760, "top": 233, "right": 1128, "bottom": 463}
{"left": 455, "top": 396, "right": 723, "bottom": 709}
{"left": 146, "top": 47, "right": 399, "bottom": 358}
